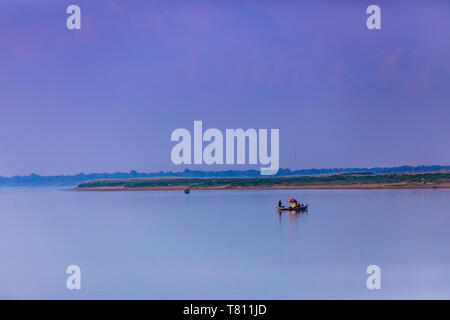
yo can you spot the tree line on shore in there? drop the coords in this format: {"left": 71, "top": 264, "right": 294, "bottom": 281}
{"left": 1, "top": 165, "right": 449, "bottom": 187}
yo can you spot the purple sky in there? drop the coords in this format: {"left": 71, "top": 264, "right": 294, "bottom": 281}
{"left": 0, "top": 0, "right": 449, "bottom": 176}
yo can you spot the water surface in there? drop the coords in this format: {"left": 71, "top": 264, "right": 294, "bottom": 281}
{"left": 0, "top": 187, "right": 449, "bottom": 299}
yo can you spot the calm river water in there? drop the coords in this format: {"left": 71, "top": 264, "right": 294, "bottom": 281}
{"left": 0, "top": 187, "right": 449, "bottom": 299}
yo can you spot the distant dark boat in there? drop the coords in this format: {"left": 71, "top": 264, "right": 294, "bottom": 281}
{"left": 184, "top": 189, "right": 190, "bottom": 194}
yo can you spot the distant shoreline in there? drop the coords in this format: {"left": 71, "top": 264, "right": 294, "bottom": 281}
{"left": 2, "top": 165, "right": 450, "bottom": 187}
{"left": 75, "top": 184, "right": 450, "bottom": 191}
{"left": 74, "top": 171, "right": 450, "bottom": 191}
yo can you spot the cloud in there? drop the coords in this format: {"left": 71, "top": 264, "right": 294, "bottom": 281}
{"left": 379, "top": 48, "right": 404, "bottom": 77}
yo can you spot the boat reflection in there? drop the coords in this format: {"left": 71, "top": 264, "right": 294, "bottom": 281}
{"left": 277, "top": 207, "right": 308, "bottom": 223}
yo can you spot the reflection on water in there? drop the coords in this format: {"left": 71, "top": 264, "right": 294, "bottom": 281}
{"left": 278, "top": 208, "right": 308, "bottom": 223}
{"left": 0, "top": 187, "right": 449, "bottom": 299}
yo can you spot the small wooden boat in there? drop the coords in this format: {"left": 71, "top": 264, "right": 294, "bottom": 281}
{"left": 277, "top": 204, "right": 308, "bottom": 211}
{"left": 184, "top": 189, "right": 190, "bottom": 194}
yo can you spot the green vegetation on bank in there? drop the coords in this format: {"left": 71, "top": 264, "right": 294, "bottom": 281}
{"left": 77, "top": 172, "right": 450, "bottom": 189}
{"left": 3, "top": 165, "right": 450, "bottom": 186}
